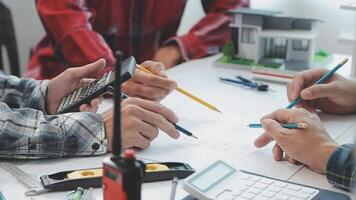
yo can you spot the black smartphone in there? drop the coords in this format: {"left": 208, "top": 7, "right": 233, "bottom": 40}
{"left": 56, "top": 56, "right": 136, "bottom": 114}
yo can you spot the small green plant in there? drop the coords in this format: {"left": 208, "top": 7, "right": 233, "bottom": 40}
{"left": 222, "top": 42, "right": 235, "bottom": 62}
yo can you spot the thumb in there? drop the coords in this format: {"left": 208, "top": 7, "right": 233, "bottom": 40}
{"left": 300, "top": 83, "right": 337, "bottom": 100}
{"left": 73, "top": 59, "right": 106, "bottom": 79}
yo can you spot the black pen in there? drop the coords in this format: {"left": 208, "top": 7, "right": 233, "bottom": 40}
{"left": 108, "top": 87, "right": 198, "bottom": 139}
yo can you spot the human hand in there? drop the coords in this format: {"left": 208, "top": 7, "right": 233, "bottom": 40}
{"left": 122, "top": 61, "right": 177, "bottom": 102}
{"left": 153, "top": 45, "right": 182, "bottom": 69}
{"left": 287, "top": 68, "right": 356, "bottom": 114}
{"left": 102, "top": 97, "right": 179, "bottom": 151}
{"left": 254, "top": 108, "right": 339, "bottom": 174}
{"left": 46, "top": 59, "right": 106, "bottom": 114}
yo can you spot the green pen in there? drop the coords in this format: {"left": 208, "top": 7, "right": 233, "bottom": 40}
{"left": 286, "top": 58, "right": 349, "bottom": 109}
{"left": 248, "top": 123, "right": 308, "bottom": 129}
{"left": 0, "top": 192, "right": 5, "bottom": 200}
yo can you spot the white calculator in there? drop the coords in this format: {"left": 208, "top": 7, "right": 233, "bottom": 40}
{"left": 182, "top": 160, "right": 319, "bottom": 200}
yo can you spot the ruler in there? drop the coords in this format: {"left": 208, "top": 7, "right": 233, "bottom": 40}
{"left": 0, "top": 162, "right": 49, "bottom": 196}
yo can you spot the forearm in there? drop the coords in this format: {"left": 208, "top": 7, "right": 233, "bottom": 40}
{"left": 36, "top": 0, "right": 115, "bottom": 69}
{"left": 326, "top": 144, "right": 355, "bottom": 191}
{"left": 0, "top": 74, "right": 48, "bottom": 111}
{"left": 0, "top": 103, "right": 107, "bottom": 159}
{"left": 165, "top": 0, "right": 247, "bottom": 60}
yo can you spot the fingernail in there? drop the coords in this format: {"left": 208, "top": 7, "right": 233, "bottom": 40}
{"left": 301, "top": 90, "right": 312, "bottom": 99}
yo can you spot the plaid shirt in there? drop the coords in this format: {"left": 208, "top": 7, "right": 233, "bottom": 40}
{"left": 326, "top": 144, "right": 356, "bottom": 191}
{"left": 26, "top": 0, "right": 249, "bottom": 79}
{"left": 0, "top": 74, "right": 107, "bottom": 159}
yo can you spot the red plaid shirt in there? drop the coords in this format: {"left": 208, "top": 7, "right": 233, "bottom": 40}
{"left": 26, "top": 0, "right": 249, "bottom": 79}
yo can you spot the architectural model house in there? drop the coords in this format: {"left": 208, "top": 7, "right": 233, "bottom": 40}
{"left": 228, "top": 8, "right": 320, "bottom": 70}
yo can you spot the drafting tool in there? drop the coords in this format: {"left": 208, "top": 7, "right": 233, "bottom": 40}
{"left": 137, "top": 65, "right": 221, "bottom": 113}
{"left": 40, "top": 162, "right": 195, "bottom": 191}
{"left": 0, "top": 162, "right": 49, "bottom": 196}
{"left": 248, "top": 123, "right": 308, "bottom": 129}
{"left": 114, "top": 91, "right": 198, "bottom": 139}
{"left": 170, "top": 177, "right": 179, "bottom": 200}
{"left": 286, "top": 58, "right": 348, "bottom": 109}
{"left": 219, "top": 76, "right": 270, "bottom": 92}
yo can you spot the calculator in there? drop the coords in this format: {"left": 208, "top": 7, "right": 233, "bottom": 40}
{"left": 183, "top": 160, "right": 349, "bottom": 200}
{"left": 56, "top": 56, "right": 136, "bottom": 114}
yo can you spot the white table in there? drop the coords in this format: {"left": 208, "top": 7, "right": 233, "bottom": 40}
{"left": 0, "top": 54, "right": 355, "bottom": 200}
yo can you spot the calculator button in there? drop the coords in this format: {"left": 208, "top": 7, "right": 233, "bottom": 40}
{"left": 251, "top": 177, "right": 261, "bottom": 182}
{"left": 261, "top": 191, "right": 276, "bottom": 198}
{"left": 254, "top": 196, "right": 270, "bottom": 200}
{"left": 254, "top": 183, "right": 268, "bottom": 190}
{"left": 274, "top": 194, "right": 289, "bottom": 200}
{"left": 244, "top": 180, "right": 256, "bottom": 187}
{"left": 216, "top": 189, "right": 235, "bottom": 200}
{"left": 286, "top": 185, "right": 301, "bottom": 192}
{"left": 300, "top": 188, "right": 317, "bottom": 195}
{"left": 240, "top": 192, "right": 255, "bottom": 199}
{"left": 281, "top": 189, "right": 309, "bottom": 199}
{"left": 273, "top": 181, "right": 287, "bottom": 188}
{"left": 247, "top": 187, "right": 262, "bottom": 195}
{"left": 242, "top": 174, "right": 251, "bottom": 180}
{"left": 267, "top": 186, "right": 281, "bottom": 193}
{"left": 236, "top": 185, "right": 249, "bottom": 191}
{"left": 260, "top": 178, "right": 274, "bottom": 185}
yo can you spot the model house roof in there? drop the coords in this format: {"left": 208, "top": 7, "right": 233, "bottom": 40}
{"left": 228, "top": 8, "right": 282, "bottom": 16}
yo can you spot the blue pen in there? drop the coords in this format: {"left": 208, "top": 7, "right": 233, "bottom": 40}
{"left": 109, "top": 87, "right": 198, "bottom": 139}
{"left": 248, "top": 123, "right": 308, "bottom": 129}
{"left": 286, "top": 58, "right": 349, "bottom": 109}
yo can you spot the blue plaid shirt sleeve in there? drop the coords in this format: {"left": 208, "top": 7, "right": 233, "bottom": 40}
{"left": 326, "top": 144, "right": 355, "bottom": 191}
{"left": 0, "top": 74, "right": 47, "bottom": 112}
{"left": 0, "top": 75, "right": 107, "bottom": 159}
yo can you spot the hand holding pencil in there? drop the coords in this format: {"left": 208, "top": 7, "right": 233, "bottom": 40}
{"left": 122, "top": 61, "right": 177, "bottom": 102}
{"left": 286, "top": 59, "right": 356, "bottom": 114}
{"left": 254, "top": 108, "right": 338, "bottom": 174}
{"left": 137, "top": 65, "right": 222, "bottom": 113}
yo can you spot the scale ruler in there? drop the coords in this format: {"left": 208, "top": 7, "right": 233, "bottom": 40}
{"left": 0, "top": 162, "right": 48, "bottom": 196}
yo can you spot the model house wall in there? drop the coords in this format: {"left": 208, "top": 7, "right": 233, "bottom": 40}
{"left": 230, "top": 8, "right": 319, "bottom": 70}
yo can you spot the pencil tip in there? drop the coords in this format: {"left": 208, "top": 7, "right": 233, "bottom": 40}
{"left": 192, "top": 135, "right": 198, "bottom": 139}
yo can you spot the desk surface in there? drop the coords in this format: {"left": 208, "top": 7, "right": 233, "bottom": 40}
{"left": 1, "top": 54, "right": 355, "bottom": 200}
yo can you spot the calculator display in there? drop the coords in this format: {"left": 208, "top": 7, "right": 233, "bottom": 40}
{"left": 188, "top": 161, "right": 235, "bottom": 192}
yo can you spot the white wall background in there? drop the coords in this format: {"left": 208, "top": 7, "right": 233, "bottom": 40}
{"left": 1, "top": 0, "right": 355, "bottom": 75}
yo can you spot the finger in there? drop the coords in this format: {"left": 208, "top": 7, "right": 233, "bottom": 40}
{"left": 126, "top": 82, "right": 171, "bottom": 99}
{"left": 136, "top": 121, "right": 159, "bottom": 141}
{"left": 273, "top": 144, "right": 284, "bottom": 161}
{"left": 132, "top": 70, "right": 177, "bottom": 90}
{"left": 254, "top": 133, "right": 274, "bottom": 148}
{"left": 261, "top": 108, "right": 309, "bottom": 124}
{"left": 134, "top": 134, "right": 151, "bottom": 149}
{"left": 79, "top": 104, "right": 88, "bottom": 112}
{"left": 123, "top": 103, "right": 179, "bottom": 139}
{"left": 287, "top": 68, "right": 328, "bottom": 101}
{"left": 140, "top": 61, "right": 167, "bottom": 77}
{"left": 286, "top": 155, "right": 299, "bottom": 165}
{"left": 124, "top": 98, "right": 179, "bottom": 123}
{"left": 80, "top": 78, "right": 96, "bottom": 86}
{"left": 261, "top": 119, "right": 290, "bottom": 142}
{"left": 300, "top": 82, "right": 339, "bottom": 100}
{"left": 72, "top": 59, "right": 106, "bottom": 79}
{"left": 90, "top": 97, "right": 103, "bottom": 107}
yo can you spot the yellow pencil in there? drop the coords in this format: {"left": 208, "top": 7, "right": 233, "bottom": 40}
{"left": 137, "top": 65, "right": 222, "bottom": 113}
